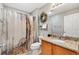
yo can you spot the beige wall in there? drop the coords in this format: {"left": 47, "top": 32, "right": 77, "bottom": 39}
{"left": 38, "top": 4, "right": 52, "bottom": 15}
{"left": 38, "top": 4, "right": 52, "bottom": 37}
{"left": 31, "top": 4, "right": 52, "bottom": 37}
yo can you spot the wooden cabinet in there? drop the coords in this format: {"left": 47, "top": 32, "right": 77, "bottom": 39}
{"left": 41, "top": 40, "right": 77, "bottom": 55}
{"left": 41, "top": 40, "right": 52, "bottom": 55}
{"left": 52, "top": 44, "right": 77, "bottom": 55}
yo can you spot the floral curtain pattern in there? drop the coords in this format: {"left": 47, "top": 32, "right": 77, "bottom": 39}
{"left": 0, "top": 8, "right": 27, "bottom": 54}
{"left": 26, "top": 15, "right": 34, "bottom": 50}
{"left": 0, "top": 6, "right": 34, "bottom": 54}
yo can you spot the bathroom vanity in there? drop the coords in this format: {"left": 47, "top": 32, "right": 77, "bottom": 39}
{"left": 41, "top": 37, "right": 79, "bottom": 55}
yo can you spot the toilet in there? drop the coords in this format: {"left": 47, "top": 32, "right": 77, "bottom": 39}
{"left": 30, "top": 36, "right": 42, "bottom": 50}
{"left": 30, "top": 42, "right": 41, "bottom": 50}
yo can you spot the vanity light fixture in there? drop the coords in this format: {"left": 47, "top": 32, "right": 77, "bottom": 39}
{"left": 48, "top": 11, "right": 52, "bottom": 15}
{"left": 50, "top": 3, "right": 64, "bottom": 11}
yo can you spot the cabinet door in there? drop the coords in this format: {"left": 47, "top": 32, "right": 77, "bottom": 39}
{"left": 52, "top": 44, "right": 77, "bottom": 55}
{"left": 41, "top": 40, "right": 52, "bottom": 55}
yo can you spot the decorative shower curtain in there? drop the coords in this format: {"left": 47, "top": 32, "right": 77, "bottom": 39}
{"left": 0, "top": 7, "right": 34, "bottom": 54}
{"left": 0, "top": 6, "right": 4, "bottom": 54}
{"left": 26, "top": 15, "right": 34, "bottom": 50}
{"left": 1, "top": 8, "right": 27, "bottom": 54}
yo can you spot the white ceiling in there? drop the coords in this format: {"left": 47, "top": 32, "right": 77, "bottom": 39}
{"left": 4, "top": 3, "right": 47, "bottom": 13}
{"left": 49, "top": 3, "right": 79, "bottom": 16}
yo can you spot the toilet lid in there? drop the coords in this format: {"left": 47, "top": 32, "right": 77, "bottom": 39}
{"left": 31, "top": 42, "right": 41, "bottom": 47}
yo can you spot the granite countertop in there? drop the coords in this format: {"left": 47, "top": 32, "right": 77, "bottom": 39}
{"left": 40, "top": 36, "right": 79, "bottom": 53}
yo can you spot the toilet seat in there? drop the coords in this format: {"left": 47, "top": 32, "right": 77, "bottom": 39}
{"left": 30, "top": 36, "right": 42, "bottom": 50}
{"left": 30, "top": 42, "right": 41, "bottom": 50}
{"left": 31, "top": 42, "right": 41, "bottom": 46}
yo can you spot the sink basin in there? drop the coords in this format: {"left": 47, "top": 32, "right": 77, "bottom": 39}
{"left": 52, "top": 38, "right": 65, "bottom": 43}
